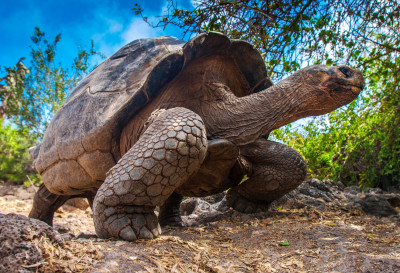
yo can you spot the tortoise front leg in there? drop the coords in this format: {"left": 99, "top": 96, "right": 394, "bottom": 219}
{"left": 93, "top": 107, "right": 207, "bottom": 241}
{"left": 227, "top": 139, "right": 307, "bottom": 213}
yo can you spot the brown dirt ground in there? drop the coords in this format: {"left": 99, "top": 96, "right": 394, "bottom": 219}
{"left": 1, "top": 183, "right": 399, "bottom": 273}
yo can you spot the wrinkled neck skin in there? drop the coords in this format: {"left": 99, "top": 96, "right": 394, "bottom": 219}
{"left": 203, "top": 75, "right": 334, "bottom": 146}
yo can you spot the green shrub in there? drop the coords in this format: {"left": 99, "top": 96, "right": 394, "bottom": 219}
{"left": 0, "top": 121, "right": 40, "bottom": 184}
{"left": 272, "top": 55, "right": 400, "bottom": 190}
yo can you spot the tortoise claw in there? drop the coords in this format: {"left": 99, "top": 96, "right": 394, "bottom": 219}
{"left": 94, "top": 202, "right": 161, "bottom": 241}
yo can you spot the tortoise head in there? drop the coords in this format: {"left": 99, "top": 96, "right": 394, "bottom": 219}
{"left": 292, "top": 65, "right": 365, "bottom": 115}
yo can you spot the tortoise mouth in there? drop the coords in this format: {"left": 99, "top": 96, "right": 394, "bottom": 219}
{"left": 341, "top": 80, "right": 364, "bottom": 96}
{"left": 354, "top": 80, "right": 365, "bottom": 92}
{"left": 349, "top": 84, "right": 363, "bottom": 95}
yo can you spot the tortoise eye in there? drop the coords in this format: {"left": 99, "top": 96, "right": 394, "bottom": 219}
{"left": 339, "top": 67, "right": 352, "bottom": 78}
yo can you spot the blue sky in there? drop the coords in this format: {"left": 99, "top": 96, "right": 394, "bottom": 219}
{"left": 0, "top": 0, "right": 194, "bottom": 68}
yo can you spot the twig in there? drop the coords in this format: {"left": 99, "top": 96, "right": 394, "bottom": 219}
{"left": 22, "top": 261, "right": 48, "bottom": 268}
{"left": 26, "top": 175, "right": 38, "bottom": 193}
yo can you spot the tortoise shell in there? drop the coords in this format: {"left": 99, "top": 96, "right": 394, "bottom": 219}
{"left": 34, "top": 32, "right": 271, "bottom": 194}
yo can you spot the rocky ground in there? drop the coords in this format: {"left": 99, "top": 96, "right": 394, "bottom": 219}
{"left": 0, "top": 180, "right": 399, "bottom": 273}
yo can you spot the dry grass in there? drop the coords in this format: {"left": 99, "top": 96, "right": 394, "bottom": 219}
{"left": 1, "top": 184, "right": 399, "bottom": 272}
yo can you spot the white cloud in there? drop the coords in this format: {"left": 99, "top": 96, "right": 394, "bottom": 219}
{"left": 121, "top": 18, "right": 158, "bottom": 44}
{"left": 94, "top": 17, "right": 160, "bottom": 59}
{"left": 107, "top": 19, "right": 124, "bottom": 34}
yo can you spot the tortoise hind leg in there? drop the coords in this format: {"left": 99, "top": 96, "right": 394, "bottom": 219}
{"left": 29, "top": 183, "right": 95, "bottom": 225}
{"left": 227, "top": 139, "right": 307, "bottom": 213}
{"left": 158, "top": 192, "right": 184, "bottom": 227}
{"left": 93, "top": 107, "right": 207, "bottom": 241}
{"left": 159, "top": 139, "right": 240, "bottom": 227}
{"left": 176, "top": 139, "right": 240, "bottom": 197}
{"left": 29, "top": 184, "right": 71, "bottom": 225}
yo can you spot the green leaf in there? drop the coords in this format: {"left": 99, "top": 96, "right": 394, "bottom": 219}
{"left": 280, "top": 241, "right": 290, "bottom": 246}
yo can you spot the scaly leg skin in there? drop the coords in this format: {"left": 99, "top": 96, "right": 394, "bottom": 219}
{"left": 93, "top": 107, "right": 207, "bottom": 241}
{"left": 29, "top": 183, "right": 95, "bottom": 226}
{"left": 159, "top": 139, "right": 239, "bottom": 227}
{"left": 158, "top": 192, "right": 184, "bottom": 227}
{"left": 226, "top": 139, "right": 307, "bottom": 213}
{"left": 176, "top": 139, "right": 240, "bottom": 197}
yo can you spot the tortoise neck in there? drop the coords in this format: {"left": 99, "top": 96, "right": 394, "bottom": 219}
{"left": 203, "top": 77, "right": 311, "bottom": 145}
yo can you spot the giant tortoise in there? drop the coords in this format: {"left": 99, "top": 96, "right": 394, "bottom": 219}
{"left": 29, "top": 32, "right": 364, "bottom": 241}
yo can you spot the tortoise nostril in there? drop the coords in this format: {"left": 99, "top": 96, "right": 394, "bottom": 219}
{"left": 339, "top": 67, "right": 352, "bottom": 78}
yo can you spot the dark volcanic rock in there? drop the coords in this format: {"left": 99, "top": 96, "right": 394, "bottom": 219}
{"left": 0, "top": 213, "right": 62, "bottom": 273}
{"left": 357, "top": 194, "right": 398, "bottom": 217}
{"left": 181, "top": 195, "right": 230, "bottom": 226}
{"left": 271, "top": 179, "right": 399, "bottom": 217}
{"left": 180, "top": 179, "right": 399, "bottom": 224}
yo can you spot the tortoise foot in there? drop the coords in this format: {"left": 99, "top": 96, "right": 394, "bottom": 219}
{"left": 93, "top": 203, "right": 161, "bottom": 241}
{"left": 226, "top": 188, "right": 270, "bottom": 213}
{"left": 118, "top": 212, "right": 161, "bottom": 241}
